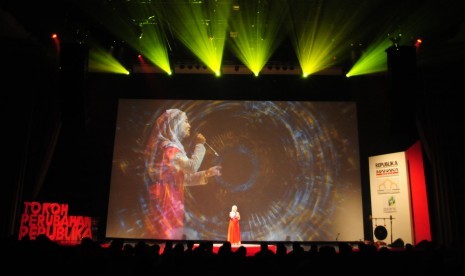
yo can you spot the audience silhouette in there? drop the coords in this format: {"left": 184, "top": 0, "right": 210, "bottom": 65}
{"left": 6, "top": 237, "right": 458, "bottom": 275}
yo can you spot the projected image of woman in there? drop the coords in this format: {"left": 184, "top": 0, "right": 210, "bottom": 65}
{"left": 145, "top": 109, "right": 221, "bottom": 239}
{"left": 228, "top": 205, "right": 241, "bottom": 245}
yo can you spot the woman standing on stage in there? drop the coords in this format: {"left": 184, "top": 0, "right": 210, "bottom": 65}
{"left": 228, "top": 205, "right": 241, "bottom": 245}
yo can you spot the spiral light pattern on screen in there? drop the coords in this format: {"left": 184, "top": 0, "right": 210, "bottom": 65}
{"left": 111, "top": 100, "right": 359, "bottom": 241}
{"left": 154, "top": 101, "right": 341, "bottom": 241}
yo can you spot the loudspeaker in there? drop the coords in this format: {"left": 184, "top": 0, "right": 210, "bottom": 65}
{"left": 386, "top": 46, "right": 417, "bottom": 77}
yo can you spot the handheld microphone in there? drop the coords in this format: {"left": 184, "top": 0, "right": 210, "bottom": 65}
{"left": 205, "top": 142, "right": 219, "bottom": 156}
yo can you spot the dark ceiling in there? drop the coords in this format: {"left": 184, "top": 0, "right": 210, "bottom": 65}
{"left": 2, "top": 0, "right": 464, "bottom": 70}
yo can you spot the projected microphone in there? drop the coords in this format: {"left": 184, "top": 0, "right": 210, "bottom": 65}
{"left": 336, "top": 233, "right": 340, "bottom": 241}
{"left": 205, "top": 142, "right": 219, "bottom": 157}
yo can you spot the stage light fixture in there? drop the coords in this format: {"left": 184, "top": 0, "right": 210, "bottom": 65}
{"left": 388, "top": 31, "right": 402, "bottom": 48}
{"left": 221, "top": 65, "right": 252, "bottom": 75}
{"left": 174, "top": 63, "right": 214, "bottom": 74}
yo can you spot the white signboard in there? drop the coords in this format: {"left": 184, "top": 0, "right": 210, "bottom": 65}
{"left": 369, "top": 152, "right": 413, "bottom": 245}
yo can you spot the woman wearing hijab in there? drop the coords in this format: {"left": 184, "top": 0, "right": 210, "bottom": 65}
{"left": 145, "top": 109, "right": 221, "bottom": 239}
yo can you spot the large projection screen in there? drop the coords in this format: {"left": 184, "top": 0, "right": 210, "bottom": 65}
{"left": 106, "top": 99, "right": 364, "bottom": 242}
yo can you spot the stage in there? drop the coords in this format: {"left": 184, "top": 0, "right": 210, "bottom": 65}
{"left": 210, "top": 243, "right": 276, "bottom": 256}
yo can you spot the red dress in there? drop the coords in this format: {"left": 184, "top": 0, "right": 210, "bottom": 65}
{"left": 228, "top": 212, "right": 241, "bottom": 245}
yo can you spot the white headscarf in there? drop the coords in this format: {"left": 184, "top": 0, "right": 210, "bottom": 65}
{"left": 155, "top": 109, "right": 187, "bottom": 155}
